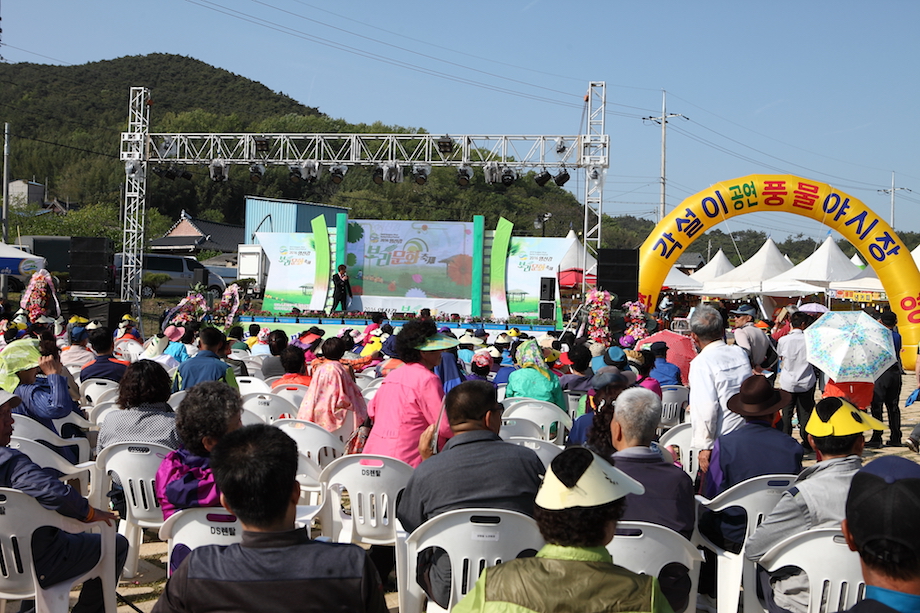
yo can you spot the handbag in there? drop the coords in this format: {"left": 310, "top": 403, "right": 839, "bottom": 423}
{"left": 345, "top": 417, "right": 372, "bottom": 454}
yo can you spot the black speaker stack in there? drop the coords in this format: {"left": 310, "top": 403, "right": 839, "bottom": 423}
{"left": 69, "top": 237, "right": 115, "bottom": 294}
{"left": 595, "top": 249, "right": 639, "bottom": 308}
{"left": 539, "top": 276, "right": 556, "bottom": 320}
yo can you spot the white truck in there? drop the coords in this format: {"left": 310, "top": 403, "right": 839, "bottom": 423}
{"left": 237, "top": 244, "right": 269, "bottom": 297}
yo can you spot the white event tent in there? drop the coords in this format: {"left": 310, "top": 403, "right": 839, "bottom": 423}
{"left": 662, "top": 267, "right": 703, "bottom": 292}
{"left": 699, "top": 238, "right": 792, "bottom": 298}
{"left": 760, "top": 237, "right": 863, "bottom": 296}
{"left": 689, "top": 249, "right": 735, "bottom": 282}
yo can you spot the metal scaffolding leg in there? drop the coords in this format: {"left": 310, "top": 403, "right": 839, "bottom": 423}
{"left": 119, "top": 87, "right": 150, "bottom": 334}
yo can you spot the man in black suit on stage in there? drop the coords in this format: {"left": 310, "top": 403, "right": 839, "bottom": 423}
{"left": 331, "top": 264, "right": 352, "bottom": 313}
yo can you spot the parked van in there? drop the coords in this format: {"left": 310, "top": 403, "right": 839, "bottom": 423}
{"left": 114, "top": 253, "right": 227, "bottom": 299}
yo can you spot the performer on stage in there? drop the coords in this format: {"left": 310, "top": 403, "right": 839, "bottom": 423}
{"left": 330, "top": 264, "right": 352, "bottom": 314}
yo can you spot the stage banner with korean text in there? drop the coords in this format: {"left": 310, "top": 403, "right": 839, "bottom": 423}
{"left": 638, "top": 173, "right": 920, "bottom": 370}
{"left": 345, "top": 220, "right": 475, "bottom": 314}
{"left": 504, "top": 236, "right": 576, "bottom": 317}
{"left": 256, "top": 232, "right": 319, "bottom": 313}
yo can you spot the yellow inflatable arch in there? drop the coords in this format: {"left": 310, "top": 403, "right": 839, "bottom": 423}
{"left": 639, "top": 174, "right": 920, "bottom": 371}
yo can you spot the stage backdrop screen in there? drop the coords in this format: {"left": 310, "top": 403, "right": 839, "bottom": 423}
{"left": 256, "top": 232, "right": 317, "bottom": 313}
{"left": 346, "top": 220, "right": 474, "bottom": 314}
{"left": 500, "top": 236, "right": 575, "bottom": 318}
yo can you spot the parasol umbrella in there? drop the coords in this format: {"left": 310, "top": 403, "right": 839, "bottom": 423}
{"left": 798, "top": 302, "right": 829, "bottom": 314}
{"left": 636, "top": 329, "right": 697, "bottom": 385}
{"left": 804, "top": 311, "right": 896, "bottom": 383}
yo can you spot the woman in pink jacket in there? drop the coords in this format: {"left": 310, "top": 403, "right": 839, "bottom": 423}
{"left": 362, "top": 318, "right": 458, "bottom": 467}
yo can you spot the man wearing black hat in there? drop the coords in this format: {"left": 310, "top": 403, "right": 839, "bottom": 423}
{"left": 839, "top": 456, "right": 920, "bottom": 613}
{"left": 648, "top": 341, "right": 682, "bottom": 387}
{"left": 745, "top": 397, "right": 885, "bottom": 613}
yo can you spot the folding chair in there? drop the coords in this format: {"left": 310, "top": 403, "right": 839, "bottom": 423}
{"left": 158, "top": 508, "right": 242, "bottom": 576}
{"left": 499, "top": 417, "right": 546, "bottom": 441}
{"left": 693, "top": 474, "right": 797, "bottom": 613}
{"left": 92, "top": 442, "right": 173, "bottom": 578}
{"left": 317, "top": 454, "right": 414, "bottom": 544}
{"left": 758, "top": 528, "right": 865, "bottom": 613}
{"left": 0, "top": 488, "right": 118, "bottom": 613}
{"left": 78, "top": 378, "right": 120, "bottom": 407}
{"left": 506, "top": 436, "right": 562, "bottom": 469}
{"left": 241, "top": 393, "right": 298, "bottom": 423}
{"left": 11, "top": 414, "right": 91, "bottom": 464}
{"left": 271, "top": 383, "right": 310, "bottom": 409}
{"left": 236, "top": 376, "right": 271, "bottom": 396}
{"left": 608, "top": 521, "right": 704, "bottom": 613}
{"left": 657, "top": 422, "right": 693, "bottom": 476}
{"left": 659, "top": 385, "right": 689, "bottom": 429}
{"left": 167, "top": 391, "right": 187, "bottom": 410}
{"left": 503, "top": 400, "right": 573, "bottom": 445}
{"left": 273, "top": 418, "right": 346, "bottom": 467}
{"left": 564, "top": 391, "right": 586, "bottom": 420}
{"left": 396, "top": 508, "right": 544, "bottom": 613}
{"left": 8, "top": 436, "right": 93, "bottom": 496}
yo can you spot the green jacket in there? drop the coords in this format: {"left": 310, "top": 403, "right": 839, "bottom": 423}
{"left": 504, "top": 369, "right": 566, "bottom": 411}
{"left": 453, "top": 544, "right": 674, "bottom": 613}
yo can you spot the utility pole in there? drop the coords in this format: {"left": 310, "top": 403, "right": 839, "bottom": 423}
{"left": 879, "top": 171, "right": 911, "bottom": 229}
{"left": 643, "top": 91, "right": 687, "bottom": 223}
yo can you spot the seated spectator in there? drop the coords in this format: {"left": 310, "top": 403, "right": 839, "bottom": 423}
{"left": 272, "top": 346, "right": 313, "bottom": 388}
{"left": 140, "top": 333, "right": 180, "bottom": 371}
{"left": 218, "top": 338, "right": 249, "bottom": 378}
{"left": 568, "top": 369, "right": 628, "bottom": 447}
{"left": 558, "top": 344, "right": 594, "bottom": 392}
{"left": 592, "top": 345, "right": 628, "bottom": 374}
{"left": 456, "top": 333, "right": 482, "bottom": 365}
{"left": 838, "top": 456, "right": 920, "bottom": 613}
{"left": 152, "top": 423, "right": 387, "bottom": 613}
{"left": 746, "top": 397, "right": 884, "bottom": 613}
{"left": 398, "top": 380, "right": 543, "bottom": 608}
{"left": 649, "top": 341, "right": 682, "bottom": 386}
{"left": 60, "top": 324, "right": 95, "bottom": 369}
{"left": 97, "top": 360, "right": 180, "bottom": 453}
{"left": 180, "top": 322, "right": 200, "bottom": 359}
{"left": 297, "top": 337, "right": 367, "bottom": 433}
{"left": 435, "top": 343, "right": 467, "bottom": 394}
{"left": 504, "top": 339, "right": 565, "bottom": 409}
{"left": 466, "top": 351, "right": 494, "bottom": 384}
{"left": 172, "top": 327, "right": 239, "bottom": 392}
{"left": 156, "top": 381, "right": 242, "bottom": 520}
{"left": 635, "top": 349, "right": 663, "bottom": 398}
{"left": 163, "top": 325, "right": 190, "bottom": 363}
{"left": 453, "top": 447, "right": 670, "bottom": 613}
{"left": 250, "top": 327, "right": 271, "bottom": 356}
{"left": 80, "top": 327, "right": 130, "bottom": 382}
{"left": 227, "top": 325, "right": 249, "bottom": 352}
{"left": 260, "top": 330, "right": 288, "bottom": 379}
{"left": 0, "top": 390, "right": 129, "bottom": 613}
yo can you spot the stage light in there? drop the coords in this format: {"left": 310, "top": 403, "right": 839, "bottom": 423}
{"left": 124, "top": 161, "right": 143, "bottom": 179}
{"left": 254, "top": 137, "right": 270, "bottom": 153}
{"left": 291, "top": 161, "right": 320, "bottom": 184}
{"left": 330, "top": 165, "right": 347, "bottom": 184}
{"left": 372, "top": 167, "right": 385, "bottom": 185}
{"left": 151, "top": 166, "right": 165, "bottom": 178}
{"left": 412, "top": 164, "right": 431, "bottom": 185}
{"left": 483, "top": 162, "right": 501, "bottom": 184}
{"left": 501, "top": 167, "right": 516, "bottom": 187}
{"left": 554, "top": 169, "right": 570, "bottom": 187}
{"left": 534, "top": 170, "right": 552, "bottom": 187}
{"left": 209, "top": 160, "right": 229, "bottom": 182}
{"left": 437, "top": 136, "right": 454, "bottom": 154}
{"left": 588, "top": 167, "right": 600, "bottom": 180}
{"left": 457, "top": 165, "right": 473, "bottom": 187}
{"left": 177, "top": 167, "right": 193, "bottom": 181}
{"left": 384, "top": 164, "right": 404, "bottom": 183}
{"left": 249, "top": 164, "right": 265, "bottom": 183}
{"left": 555, "top": 138, "right": 567, "bottom": 154}
{"left": 164, "top": 166, "right": 178, "bottom": 181}
{"left": 289, "top": 165, "right": 303, "bottom": 183}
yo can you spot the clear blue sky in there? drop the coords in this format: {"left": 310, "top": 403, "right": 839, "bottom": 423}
{"left": 3, "top": 0, "right": 919, "bottom": 247}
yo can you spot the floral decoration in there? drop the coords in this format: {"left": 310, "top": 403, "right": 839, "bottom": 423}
{"left": 622, "top": 300, "right": 650, "bottom": 343}
{"left": 585, "top": 289, "right": 612, "bottom": 345}
{"left": 211, "top": 284, "right": 241, "bottom": 330}
{"left": 20, "top": 269, "right": 59, "bottom": 322}
{"left": 162, "top": 292, "right": 209, "bottom": 330}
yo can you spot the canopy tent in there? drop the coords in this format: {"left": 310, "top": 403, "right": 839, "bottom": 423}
{"left": 760, "top": 236, "right": 863, "bottom": 296}
{"left": 0, "top": 243, "right": 45, "bottom": 277}
{"left": 662, "top": 266, "right": 703, "bottom": 291}
{"left": 699, "top": 238, "right": 793, "bottom": 298}
{"left": 557, "top": 230, "right": 597, "bottom": 288}
{"left": 688, "top": 249, "right": 735, "bottom": 282}
{"left": 827, "top": 267, "right": 884, "bottom": 293}
{"left": 850, "top": 252, "right": 865, "bottom": 268}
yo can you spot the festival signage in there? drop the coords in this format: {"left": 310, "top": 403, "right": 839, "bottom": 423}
{"left": 256, "top": 232, "right": 318, "bottom": 313}
{"left": 503, "top": 236, "right": 575, "bottom": 317}
{"left": 345, "top": 220, "right": 475, "bottom": 314}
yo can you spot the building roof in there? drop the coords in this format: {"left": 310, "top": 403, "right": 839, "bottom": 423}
{"left": 676, "top": 251, "right": 705, "bottom": 269}
{"left": 152, "top": 211, "right": 244, "bottom": 253}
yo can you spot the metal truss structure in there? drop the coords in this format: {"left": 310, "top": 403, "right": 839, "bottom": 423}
{"left": 119, "top": 83, "right": 608, "bottom": 317}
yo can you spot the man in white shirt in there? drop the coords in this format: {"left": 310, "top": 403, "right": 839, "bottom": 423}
{"left": 776, "top": 311, "right": 816, "bottom": 448}
{"left": 60, "top": 325, "right": 96, "bottom": 369}
{"left": 688, "top": 305, "right": 753, "bottom": 475}
{"left": 730, "top": 304, "right": 770, "bottom": 371}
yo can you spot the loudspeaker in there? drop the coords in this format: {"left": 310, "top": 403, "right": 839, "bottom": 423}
{"left": 596, "top": 249, "right": 639, "bottom": 308}
{"left": 193, "top": 268, "right": 208, "bottom": 287}
{"left": 63, "top": 301, "right": 132, "bottom": 329}
{"left": 539, "top": 301, "right": 555, "bottom": 320}
{"left": 70, "top": 237, "right": 114, "bottom": 293}
{"left": 540, "top": 277, "right": 556, "bottom": 301}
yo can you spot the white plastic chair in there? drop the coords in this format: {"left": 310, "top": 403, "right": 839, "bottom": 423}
{"left": 52, "top": 410, "right": 95, "bottom": 432}
{"left": 271, "top": 383, "right": 310, "bottom": 409}
{"left": 295, "top": 453, "right": 325, "bottom": 525}
{"left": 500, "top": 396, "right": 530, "bottom": 408}
{"left": 92, "top": 386, "right": 120, "bottom": 407}
{"left": 65, "top": 362, "right": 84, "bottom": 378}
{"left": 242, "top": 393, "right": 298, "bottom": 423}
{"left": 660, "top": 385, "right": 689, "bottom": 429}
{"left": 87, "top": 401, "right": 119, "bottom": 426}
{"left": 495, "top": 382, "right": 507, "bottom": 402}
{"left": 658, "top": 422, "right": 694, "bottom": 476}
{"left": 241, "top": 408, "right": 265, "bottom": 426}
{"left": 607, "top": 521, "right": 704, "bottom": 613}
{"left": 355, "top": 372, "right": 377, "bottom": 390}
{"left": 8, "top": 436, "right": 93, "bottom": 496}
{"left": 0, "top": 488, "right": 117, "bottom": 613}
{"left": 499, "top": 417, "right": 546, "bottom": 441}
{"left": 363, "top": 377, "right": 385, "bottom": 393}
{"left": 564, "top": 391, "right": 586, "bottom": 420}
{"left": 693, "top": 474, "right": 797, "bottom": 613}
{"left": 11, "top": 414, "right": 91, "bottom": 464}
{"left": 503, "top": 400, "right": 573, "bottom": 445}
{"left": 274, "top": 419, "right": 346, "bottom": 468}
{"left": 236, "top": 376, "right": 271, "bottom": 396}
{"left": 263, "top": 375, "right": 282, "bottom": 386}
{"left": 167, "top": 390, "right": 187, "bottom": 410}
{"left": 758, "top": 528, "right": 865, "bottom": 613}
{"left": 329, "top": 410, "right": 358, "bottom": 445}
{"left": 396, "top": 508, "right": 545, "bottom": 613}
{"left": 158, "top": 508, "right": 242, "bottom": 577}
{"left": 229, "top": 349, "right": 250, "bottom": 361}
{"left": 507, "top": 436, "right": 562, "bottom": 469}
{"left": 92, "top": 442, "right": 173, "bottom": 578}
{"left": 78, "top": 378, "right": 120, "bottom": 407}
{"left": 317, "top": 454, "right": 414, "bottom": 544}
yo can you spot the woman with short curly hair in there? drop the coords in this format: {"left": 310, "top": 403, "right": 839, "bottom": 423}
{"left": 362, "top": 318, "right": 458, "bottom": 467}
